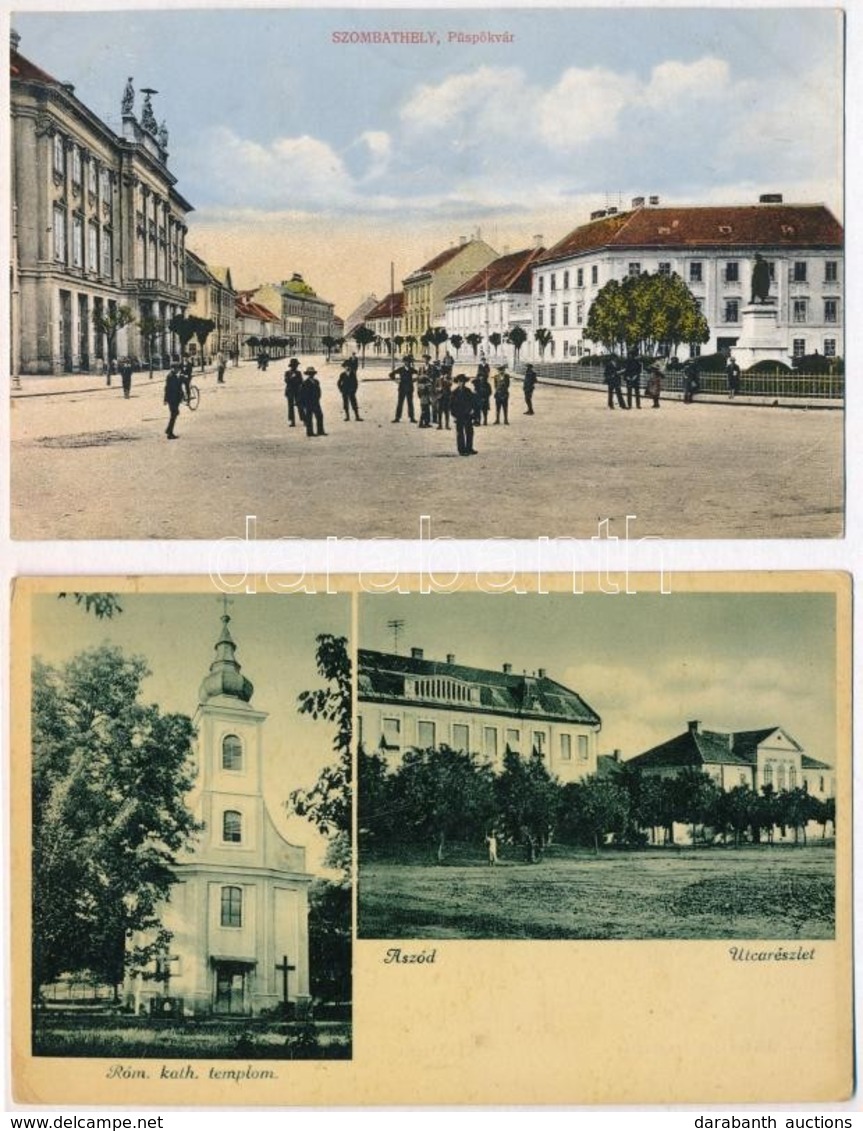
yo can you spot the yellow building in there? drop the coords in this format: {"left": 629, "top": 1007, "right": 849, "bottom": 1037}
{"left": 402, "top": 237, "right": 498, "bottom": 342}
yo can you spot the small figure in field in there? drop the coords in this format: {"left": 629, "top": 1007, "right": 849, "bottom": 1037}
{"left": 683, "top": 359, "right": 700, "bottom": 403}
{"left": 522, "top": 363, "right": 537, "bottom": 414}
{"left": 450, "top": 374, "right": 477, "bottom": 456}
{"left": 337, "top": 358, "right": 362, "bottom": 421}
{"left": 390, "top": 355, "right": 416, "bottom": 423}
{"left": 493, "top": 364, "right": 510, "bottom": 424}
{"left": 164, "top": 362, "right": 184, "bottom": 439}
{"left": 604, "top": 357, "right": 626, "bottom": 409}
{"left": 485, "top": 833, "right": 498, "bottom": 866}
{"left": 624, "top": 350, "right": 642, "bottom": 409}
{"left": 284, "top": 357, "right": 304, "bottom": 426}
{"left": 299, "top": 366, "right": 326, "bottom": 436}
{"left": 119, "top": 356, "right": 133, "bottom": 399}
{"left": 645, "top": 364, "right": 662, "bottom": 408}
{"left": 726, "top": 356, "right": 741, "bottom": 400}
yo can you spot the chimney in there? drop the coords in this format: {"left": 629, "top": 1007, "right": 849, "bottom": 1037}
{"left": 687, "top": 720, "right": 702, "bottom": 735}
{"left": 446, "top": 653, "right": 455, "bottom": 665}
{"left": 411, "top": 647, "right": 424, "bottom": 660}
{"left": 458, "top": 235, "right": 467, "bottom": 246}
{"left": 590, "top": 209, "right": 607, "bottom": 221}
{"left": 649, "top": 195, "right": 660, "bottom": 206}
{"left": 631, "top": 196, "right": 645, "bottom": 209}
{"left": 613, "top": 749, "right": 622, "bottom": 762}
{"left": 607, "top": 206, "right": 618, "bottom": 215}
{"left": 502, "top": 662, "right": 512, "bottom": 674}
{"left": 10, "top": 28, "right": 21, "bottom": 51}
{"left": 61, "top": 81, "right": 76, "bottom": 94}
{"left": 759, "top": 193, "right": 783, "bottom": 204}
{"left": 533, "top": 233, "right": 543, "bottom": 249}
{"left": 537, "top": 667, "right": 547, "bottom": 678}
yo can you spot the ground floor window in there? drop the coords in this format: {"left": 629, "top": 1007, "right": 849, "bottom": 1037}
{"left": 793, "top": 339, "right": 806, "bottom": 358}
{"left": 824, "top": 338, "right": 836, "bottom": 357}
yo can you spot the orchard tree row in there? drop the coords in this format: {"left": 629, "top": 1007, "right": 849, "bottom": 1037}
{"left": 359, "top": 744, "right": 836, "bottom": 864}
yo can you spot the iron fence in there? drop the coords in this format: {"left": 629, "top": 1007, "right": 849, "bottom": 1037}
{"left": 529, "top": 363, "right": 844, "bottom": 401}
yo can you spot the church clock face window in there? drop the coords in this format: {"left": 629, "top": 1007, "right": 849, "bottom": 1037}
{"left": 220, "top": 885, "right": 243, "bottom": 928}
{"left": 222, "top": 734, "right": 243, "bottom": 771}
{"left": 222, "top": 810, "right": 242, "bottom": 844}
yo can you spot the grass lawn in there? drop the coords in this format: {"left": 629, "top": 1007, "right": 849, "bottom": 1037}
{"left": 358, "top": 842, "right": 835, "bottom": 939}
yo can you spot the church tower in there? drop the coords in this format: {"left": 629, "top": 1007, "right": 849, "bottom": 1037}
{"left": 128, "top": 607, "right": 312, "bottom": 1017}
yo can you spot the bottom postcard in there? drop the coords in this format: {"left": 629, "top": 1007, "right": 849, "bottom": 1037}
{"left": 8, "top": 574, "right": 853, "bottom": 1105}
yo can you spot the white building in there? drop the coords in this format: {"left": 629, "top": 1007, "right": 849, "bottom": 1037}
{"left": 358, "top": 647, "right": 601, "bottom": 785}
{"left": 126, "top": 611, "right": 312, "bottom": 1018}
{"left": 532, "top": 196, "right": 844, "bottom": 363}
{"left": 444, "top": 245, "right": 544, "bottom": 367}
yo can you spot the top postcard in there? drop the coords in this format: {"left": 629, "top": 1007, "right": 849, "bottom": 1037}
{"left": 8, "top": 7, "right": 844, "bottom": 541}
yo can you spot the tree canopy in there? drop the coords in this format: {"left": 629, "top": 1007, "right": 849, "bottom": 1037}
{"left": 584, "top": 271, "right": 709, "bottom": 358}
{"left": 32, "top": 645, "right": 198, "bottom": 995}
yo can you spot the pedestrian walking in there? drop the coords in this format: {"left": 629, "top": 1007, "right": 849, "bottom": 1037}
{"left": 522, "top": 364, "right": 537, "bottom": 414}
{"left": 624, "top": 350, "right": 642, "bottom": 409}
{"left": 493, "top": 364, "right": 510, "bottom": 424}
{"left": 390, "top": 355, "right": 416, "bottom": 422}
{"left": 216, "top": 351, "right": 227, "bottom": 384}
{"left": 299, "top": 366, "right": 326, "bottom": 436}
{"left": 683, "top": 360, "right": 700, "bottom": 403}
{"left": 119, "top": 356, "right": 133, "bottom": 399}
{"left": 604, "top": 357, "right": 627, "bottom": 409}
{"left": 450, "top": 374, "right": 477, "bottom": 456}
{"left": 726, "top": 356, "right": 741, "bottom": 400}
{"left": 164, "top": 362, "right": 184, "bottom": 439}
{"left": 645, "top": 364, "right": 662, "bottom": 408}
{"left": 337, "top": 359, "right": 363, "bottom": 421}
{"left": 284, "top": 357, "right": 304, "bottom": 426}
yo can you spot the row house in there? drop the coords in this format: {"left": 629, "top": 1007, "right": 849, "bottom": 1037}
{"left": 358, "top": 646, "right": 602, "bottom": 786}
{"left": 257, "top": 274, "right": 337, "bottom": 354}
{"left": 402, "top": 236, "right": 498, "bottom": 341}
{"left": 444, "top": 244, "right": 545, "bottom": 368}
{"left": 185, "top": 250, "right": 236, "bottom": 357}
{"left": 10, "top": 31, "right": 193, "bottom": 374}
{"left": 532, "top": 197, "right": 844, "bottom": 363}
{"left": 363, "top": 291, "right": 404, "bottom": 346}
{"left": 235, "top": 292, "right": 280, "bottom": 356}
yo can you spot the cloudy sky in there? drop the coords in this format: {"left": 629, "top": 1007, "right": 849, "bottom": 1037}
{"left": 30, "top": 591, "right": 350, "bottom": 873}
{"left": 359, "top": 589, "right": 839, "bottom": 765}
{"left": 12, "top": 7, "right": 844, "bottom": 317}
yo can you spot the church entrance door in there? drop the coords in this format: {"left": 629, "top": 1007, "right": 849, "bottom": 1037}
{"left": 213, "top": 963, "right": 247, "bottom": 1014}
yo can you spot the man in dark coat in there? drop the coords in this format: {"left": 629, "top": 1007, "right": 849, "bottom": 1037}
{"left": 493, "top": 364, "right": 511, "bottom": 424}
{"left": 299, "top": 366, "right": 326, "bottom": 436}
{"left": 390, "top": 355, "right": 416, "bottom": 422}
{"left": 624, "top": 350, "right": 642, "bottom": 409}
{"left": 450, "top": 374, "right": 477, "bottom": 456}
{"left": 683, "top": 360, "right": 701, "bottom": 403}
{"left": 726, "top": 356, "right": 742, "bottom": 400}
{"left": 337, "top": 359, "right": 362, "bottom": 421}
{"left": 284, "top": 357, "right": 304, "bottom": 426}
{"left": 164, "top": 363, "right": 184, "bottom": 439}
{"left": 522, "top": 364, "right": 537, "bottom": 414}
{"left": 604, "top": 357, "right": 627, "bottom": 409}
{"left": 119, "top": 357, "right": 133, "bottom": 399}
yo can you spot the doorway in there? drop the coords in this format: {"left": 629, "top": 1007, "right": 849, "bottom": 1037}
{"left": 213, "top": 963, "right": 248, "bottom": 1014}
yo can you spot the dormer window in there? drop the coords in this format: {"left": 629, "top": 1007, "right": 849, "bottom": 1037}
{"left": 222, "top": 734, "right": 243, "bottom": 771}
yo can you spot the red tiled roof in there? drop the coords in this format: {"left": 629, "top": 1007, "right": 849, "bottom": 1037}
{"left": 236, "top": 298, "right": 279, "bottom": 322}
{"left": 540, "top": 204, "right": 844, "bottom": 264}
{"left": 365, "top": 292, "right": 404, "bottom": 321}
{"left": 445, "top": 246, "right": 546, "bottom": 301}
{"left": 10, "top": 48, "right": 59, "bottom": 85}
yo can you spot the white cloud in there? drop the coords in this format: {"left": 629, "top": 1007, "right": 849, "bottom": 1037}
{"left": 538, "top": 67, "right": 640, "bottom": 150}
{"left": 643, "top": 56, "right": 730, "bottom": 109}
{"left": 355, "top": 130, "right": 392, "bottom": 181}
{"left": 400, "top": 65, "right": 532, "bottom": 139}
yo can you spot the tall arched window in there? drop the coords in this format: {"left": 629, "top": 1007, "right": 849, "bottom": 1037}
{"left": 223, "top": 810, "right": 242, "bottom": 843}
{"left": 220, "top": 886, "right": 242, "bottom": 927}
{"left": 222, "top": 734, "right": 243, "bottom": 771}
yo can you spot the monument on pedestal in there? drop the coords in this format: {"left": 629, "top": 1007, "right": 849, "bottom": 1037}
{"left": 732, "top": 254, "right": 787, "bottom": 368}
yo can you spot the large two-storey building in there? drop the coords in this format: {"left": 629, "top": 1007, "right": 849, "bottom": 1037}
{"left": 358, "top": 647, "right": 602, "bottom": 785}
{"left": 532, "top": 196, "right": 844, "bottom": 363}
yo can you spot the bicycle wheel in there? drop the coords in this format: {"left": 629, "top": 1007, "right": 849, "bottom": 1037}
{"left": 187, "top": 384, "right": 200, "bottom": 411}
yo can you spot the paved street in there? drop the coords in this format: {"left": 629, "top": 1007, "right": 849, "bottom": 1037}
{"left": 11, "top": 360, "right": 843, "bottom": 540}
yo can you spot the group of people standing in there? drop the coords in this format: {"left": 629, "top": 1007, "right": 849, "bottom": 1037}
{"left": 283, "top": 356, "right": 328, "bottom": 436}
{"left": 389, "top": 352, "right": 538, "bottom": 456}
{"left": 603, "top": 351, "right": 711, "bottom": 410}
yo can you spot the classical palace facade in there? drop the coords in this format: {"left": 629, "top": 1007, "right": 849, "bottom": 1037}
{"left": 357, "top": 647, "right": 602, "bottom": 785}
{"left": 531, "top": 196, "right": 844, "bottom": 363}
{"left": 10, "top": 31, "right": 193, "bottom": 374}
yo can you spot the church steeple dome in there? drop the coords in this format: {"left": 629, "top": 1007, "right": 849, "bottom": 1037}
{"left": 198, "top": 606, "right": 254, "bottom": 704}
